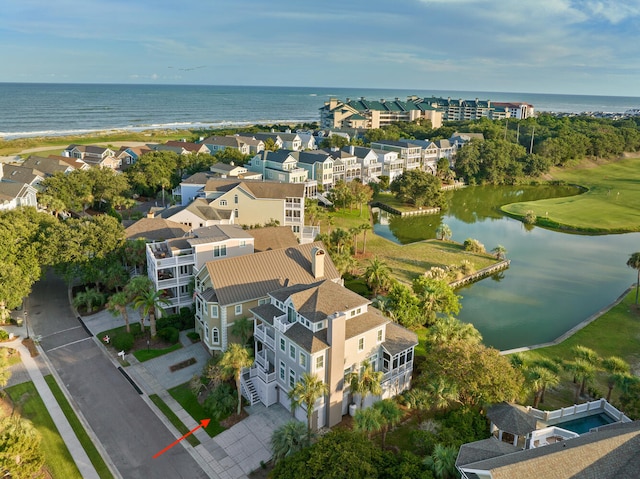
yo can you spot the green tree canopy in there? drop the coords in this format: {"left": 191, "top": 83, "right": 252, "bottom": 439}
{"left": 0, "top": 416, "right": 45, "bottom": 479}
{"left": 390, "top": 170, "right": 445, "bottom": 208}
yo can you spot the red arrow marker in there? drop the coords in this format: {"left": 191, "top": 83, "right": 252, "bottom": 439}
{"left": 153, "top": 418, "right": 210, "bottom": 459}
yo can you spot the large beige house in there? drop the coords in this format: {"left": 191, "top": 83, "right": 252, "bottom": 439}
{"left": 203, "top": 178, "right": 317, "bottom": 242}
{"left": 247, "top": 279, "right": 417, "bottom": 429}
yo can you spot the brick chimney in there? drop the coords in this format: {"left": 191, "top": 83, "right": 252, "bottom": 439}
{"left": 311, "top": 247, "right": 325, "bottom": 278}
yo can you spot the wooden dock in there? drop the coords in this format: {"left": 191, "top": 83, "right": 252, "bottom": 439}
{"left": 449, "top": 260, "right": 511, "bottom": 289}
{"left": 371, "top": 202, "right": 440, "bottom": 217}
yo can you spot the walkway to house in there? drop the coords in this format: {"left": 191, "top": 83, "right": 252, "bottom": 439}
{"left": 81, "top": 308, "right": 291, "bottom": 479}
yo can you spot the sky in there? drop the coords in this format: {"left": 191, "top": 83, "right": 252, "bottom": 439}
{"left": 1, "top": 0, "right": 640, "bottom": 96}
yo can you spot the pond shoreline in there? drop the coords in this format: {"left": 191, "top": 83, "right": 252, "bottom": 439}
{"left": 500, "top": 285, "right": 634, "bottom": 355}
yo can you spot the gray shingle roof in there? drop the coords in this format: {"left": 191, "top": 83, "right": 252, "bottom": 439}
{"left": 204, "top": 178, "right": 305, "bottom": 199}
{"left": 460, "top": 421, "right": 640, "bottom": 479}
{"left": 124, "top": 218, "right": 190, "bottom": 241}
{"left": 381, "top": 321, "right": 418, "bottom": 355}
{"left": 486, "top": 403, "right": 538, "bottom": 436}
{"left": 204, "top": 242, "right": 339, "bottom": 306}
{"left": 284, "top": 323, "right": 329, "bottom": 354}
{"left": 456, "top": 437, "right": 519, "bottom": 467}
{"left": 249, "top": 303, "right": 284, "bottom": 325}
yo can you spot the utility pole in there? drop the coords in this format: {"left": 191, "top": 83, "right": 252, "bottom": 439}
{"left": 530, "top": 126, "right": 535, "bottom": 154}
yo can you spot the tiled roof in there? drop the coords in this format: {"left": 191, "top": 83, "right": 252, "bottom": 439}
{"left": 246, "top": 226, "right": 298, "bottom": 252}
{"left": 2, "top": 165, "right": 42, "bottom": 185}
{"left": 124, "top": 218, "right": 190, "bottom": 240}
{"left": 381, "top": 321, "right": 418, "bottom": 355}
{"left": 204, "top": 241, "right": 340, "bottom": 306}
{"left": 460, "top": 421, "right": 640, "bottom": 479}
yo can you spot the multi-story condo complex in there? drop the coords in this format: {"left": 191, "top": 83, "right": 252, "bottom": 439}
{"left": 320, "top": 97, "right": 443, "bottom": 130}
{"left": 247, "top": 275, "right": 417, "bottom": 429}
{"left": 343, "top": 146, "right": 383, "bottom": 184}
{"left": 320, "top": 96, "right": 534, "bottom": 130}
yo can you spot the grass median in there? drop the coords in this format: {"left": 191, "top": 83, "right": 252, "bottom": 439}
{"left": 5, "top": 381, "right": 82, "bottom": 479}
{"left": 44, "top": 375, "right": 113, "bottom": 479}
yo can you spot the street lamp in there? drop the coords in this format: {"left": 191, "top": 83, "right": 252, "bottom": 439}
{"left": 23, "top": 309, "right": 29, "bottom": 339}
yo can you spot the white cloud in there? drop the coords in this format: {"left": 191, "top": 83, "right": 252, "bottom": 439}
{"left": 582, "top": 1, "right": 640, "bottom": 23}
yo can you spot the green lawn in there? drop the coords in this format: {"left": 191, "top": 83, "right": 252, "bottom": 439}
{"left": 502, "top": 156, "right": 640, "bottom": 233}
{"left": 133, "top": 343, "right": 182, "bottom": 362}
{"left": 168, "top": 383, "right": 225, "bottom": 437}
{"left": 44, "top": 375, "right": 113, "bottom": 479}
{"left": 5, "top": 381, "right": 82, "bottom": 479}
{"left": 148, "top": 394, "right": 201, "bottom": 447}
{"left": 321, "top": 206, "right": 497, "bottom": 285}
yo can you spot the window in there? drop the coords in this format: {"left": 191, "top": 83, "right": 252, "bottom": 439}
{"left": 316, "top": 355, "right": 324, "bottom": 370}
{"left": 299, "top": 352, "right": 307, "bottom": 368}
{"left": 289, "top": 369, "right": 296, "bottom": 388}
{"left": 258, "top": 298, "right": 268, "bottom": 305}
{"left": 205, "top": 324, "right": 209, "bottom": 342}
{"left": 239, "top": 240, "right": 246, "bottom": 248}
{"left": 179, "top": 265, "right": 192, "bottom": 275}
{"left": 179, "top": 285, "right": 189, "bottom": 295}
{"left": 235, "top": 304, "right": 242, "bottom": 315}
{"left": 377, "top": 329, "right": 383, "bottom": 343}
{"left": 358, "top": 337, "right": 365, "bottom": 351}
{"left": 220, "top": 199, "right": 227, "bottom": 206}
{"left": 235, "top": 208, "right": 239, "bottom": 218}
{"left": 214, "top": 245, "right": 227, "bottom": 257}
{"left": 280, "top": 338, "right": 286, "bottom": 352}
{"left": 210, "top": 305, "right": 218, "bottom": 318}
{"left": 289, "top": 344, "right": 296, "bottom": 360}
{"left": 234, "top": 194, "right": 238, "bottom": 204}
{"left": 212, "top": 328, "right": 219, "bottom": 344}
{"left": 279, "top": 361, "right": 286, "bottom": 381}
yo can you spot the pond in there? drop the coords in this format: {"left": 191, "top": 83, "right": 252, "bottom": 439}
{"left": 373, "top": 186, "right": 640, "bottom": 351}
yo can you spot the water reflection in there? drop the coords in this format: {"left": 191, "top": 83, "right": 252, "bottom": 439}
{"left": 373, "top": 186, "right": 638, "bottom": 350}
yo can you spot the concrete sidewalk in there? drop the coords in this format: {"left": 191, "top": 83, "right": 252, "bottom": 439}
{"left": 1, "top": 324, "right": 103, "bottom": 479}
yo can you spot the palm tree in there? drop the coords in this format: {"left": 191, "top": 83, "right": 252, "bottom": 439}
{"left": 125, "top": 276, "right": 154, "bottom": 328}
{"left": 347, "top": 360, "right": 383, "bottom": 410}
{"left": 601, "top": 356, "right": 631, "bottom": 402}
{"left": 364, "top": 256, "right": 392, "bottom": 296}
{"left": 527, "top": 365, "right": 560, "bottom": 408}
{"left": 565, "top": 358, "right": 596, "bottom": 402}
{"left": 353, "top": 407, "right": 383, "bottom": 440}
{"left": 133, "top": 288, "right": 170, "bottom": 337}
{"left": 349, "top": 226, "right": 360, "bottom": 254}
{"left": 360, "top": 223, "right": 372, "bottom": 255}
{"left": 572, "top": 345, "right": 600, "bottom": 396}
{"left": 73, "top": 287, "right": 105, "bottom": 314}
{"left": 531, "top": 358, "right": 561, "bottom": 404}
{"left": 424, "top": 377, "right": 461, "bottom": 412}
{"left": 627, "top": 252, "right": 640, "bottom": 304}
{"left": 230, "top": 316, "right": 253, "bottom": 346}
{"left": 435, "top": 223, "right": 452, "bottom": 241}
{"left": 270, "top": 420, "right": 309, "bottom": 464}
{"left": 492, "top": 244, "right": 508, "bottom": 260}
{"left": 427, "top": 316, "right": 482, "bottom": 346}
{"left": 106, "top": 291, "right": 131, "bottom": 333}
{"left": 373, "top": 399, "right": 403, "bottom": 449}
{"left": 288, "top": 373, "right": 329, "bottom": 436}
{"left": 219, "top": 343, "right": 254, "bottom": 416}
{"left": 425, "top": 443, "right": 458, "bottom": 479}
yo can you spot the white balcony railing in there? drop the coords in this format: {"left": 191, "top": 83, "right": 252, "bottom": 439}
{"left": 250, "top": 363, "right": 276, "bottom": 384}
{"left": 273, "top": 314, "right": 293, "bottom": 333}
{"left": 382, "top": 360, "right": 413, "bottom": 383}
{"left": 254, "top": 324, "right": 275, "bottom": 350}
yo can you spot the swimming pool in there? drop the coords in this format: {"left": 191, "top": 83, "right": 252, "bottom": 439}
{"left": 555, "top": 413, "right": 616, "bottom": 435}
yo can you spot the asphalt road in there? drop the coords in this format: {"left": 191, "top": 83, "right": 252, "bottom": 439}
{"left": 28, "top": 270, "right": 208, "bottom": 479}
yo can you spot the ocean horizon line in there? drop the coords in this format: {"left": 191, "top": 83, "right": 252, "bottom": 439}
{"left": 1, "top": 81, "right": 639, "bottom": 100}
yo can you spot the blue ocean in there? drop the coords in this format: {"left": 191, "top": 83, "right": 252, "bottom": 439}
{"left": 1, "top": 83, "right": 640, "bottom": 140}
